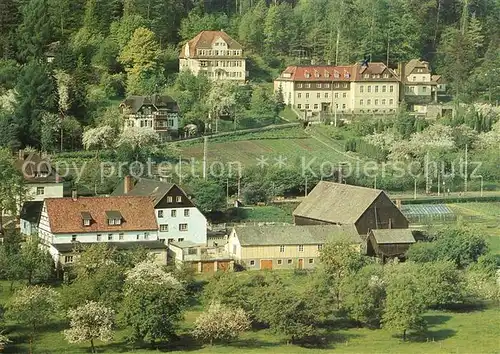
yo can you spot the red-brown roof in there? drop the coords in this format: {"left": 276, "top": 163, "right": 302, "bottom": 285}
{"left": 45, "top": 196, "right": 158, "bottom": 234}
{"left": 352, "top": 62, "right": 400, "bottom": 81}
{"left": 278, "top": 65, "right": 353, "bottom": 81}
{"left": 180, "top": 30, "right": 242, "bottom": 59}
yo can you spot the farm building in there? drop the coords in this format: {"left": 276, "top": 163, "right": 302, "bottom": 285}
{"left": 226, "top": 224, "right": 362, "bottom": 270}
{"left": 293, "top": 182, "right": 409, "bottom": 235}
{"left": 168, "top": 240, "right": 233, "bottom": 273}
{"left": 366, "top": 229, "right": 416, "bottom": 261}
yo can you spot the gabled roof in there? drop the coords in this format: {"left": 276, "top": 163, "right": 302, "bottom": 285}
{"left": 45, "top": 196, "right": 157, "bottom": 234}
{"left": 352, "top": 62, "right": 400, "bottom": 81}
{"left": 53, "top": 240, "right": 167, "bottom": 253}
{"left": 277, "top": 65, "right": 353, "bottom": 81}
{"left": 20, "top": 201, "right": 44, "bottom": 224}
{"left": 120, "top": 95, "right": 178, "bottom": 114}
{"left": 15, "top": 152, "right": 61, "bottom": 183}
{"left": 293, "top": 181, "right": 385, "bottom": 224}
{"left": 432, "top": 75, "right": 444, "bottom": 83}
{"left": 112, "top": 178, "right": 175, "bottom": 205}
{"left": 370, "top": 229, "right": 416, "bottom": 244}
{"left": 233, "top": 224, "right": 361, "bottom": 246}
{"left": 180, "top": 30, "right": 243, "bottom": 58}
{"left": 405, "top": 59, "right": 430, "bottom": 76}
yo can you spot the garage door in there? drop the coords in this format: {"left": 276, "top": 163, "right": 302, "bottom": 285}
{"left": 202, "top": 262, "right": 214, "bottom": 273}
{"left": 260, "top": 260, "right": 273, "bottom": 270}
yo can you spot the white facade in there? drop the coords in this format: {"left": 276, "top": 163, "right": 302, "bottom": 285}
{"left": 26, "top": 183, "right": 63, "bottom": 202}
{"left": 156, "top": 206, "right": 207, "bottom": 244}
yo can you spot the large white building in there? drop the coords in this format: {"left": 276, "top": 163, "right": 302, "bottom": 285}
{"left": 112, "top": 177, "right": 208, "bottom": 245}
{"left": 179, "top": 30, "right": 246, "bottom": 82}
{"left": 38, "top": 194, "right": 166, "bottom": 266}
{"left": 274, "top": 62, "right": 400, "bottom": 116}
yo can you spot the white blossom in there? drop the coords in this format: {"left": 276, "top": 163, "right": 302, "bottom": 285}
{"left": 192, "top": 302, "right": 251, "bottom": 344}
{"left": 63, "top": 301, "right": 115, "bottom": 346}
{"left": 82, "top": 125, "right": 115, "bottom": 151}
{"left": 125, "top": 260, "right": 180, "bottom": 288}
{"left": 116, "top": 127, "right": 159, "bottom": 150}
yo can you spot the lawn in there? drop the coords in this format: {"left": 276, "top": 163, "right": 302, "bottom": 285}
{"left": 177, "top": 127, "right": 359, "bottom": 170}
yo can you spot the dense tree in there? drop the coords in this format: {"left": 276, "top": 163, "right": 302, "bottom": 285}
{"left": 238, "top": 0, "right": 267, "bottom": 52}
{"left": 20, "top": 236, "right": 54, "bottom": 285}
{"left": 6, "top": 286, "right": 60, "bottom": 349}
{"left": 189, "top": 179, "right": 226, "bottom": 213}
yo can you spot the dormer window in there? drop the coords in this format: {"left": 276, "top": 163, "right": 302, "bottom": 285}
{"left": 364, "top": 73, "right": 369, "bottom": 78}
{"left": 334, "top": 71, "right": 340, "bottom": 78}
{"left": 106, "top": 211, "right": 122, "bottom": 226}
{"left": 305, "top": 72, "right": 310, "bottom": 78}
{"left": 324, "top": 71, "right": 330, "bottom": 78}
{"left": 314, "top": 71, "right": 319, "bottom": 78}
{"left": 81, "top": 212, "right": 92, "bottom": 227}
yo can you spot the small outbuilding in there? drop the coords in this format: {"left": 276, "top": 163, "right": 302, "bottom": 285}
{"left": 367, "top": 229, "right": 416, "bottom": 262}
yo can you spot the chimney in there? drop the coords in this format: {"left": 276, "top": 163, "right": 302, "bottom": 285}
{"left": 395, "top": 199, "right": 402, "bottom": 209}
{"left": 71, "top": 189, "right": 77, "bottom": 201}
{"left": 124, "top": 175, "right": 132, "bottom": 194}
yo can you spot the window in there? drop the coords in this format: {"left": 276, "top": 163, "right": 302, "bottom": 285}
{"left": 367, "top": 86, "right": 371, "bottom": 93}
{"left": 250, "top": 260, "right": 255, "bottom": 266}
{"left": 305, "top": 93, "right": 310, "bottom": 98}
{"left": 343, "top": 92, "right": 347, "bottom": 98}
{"left": 179, "top": 223, "right": 188, "bottom": 231}
{"left": 412, "top": 76, "right": 416, "bottom": 81}
{"left": 390, "top": 85, "right": 394, "bottom": 93}
{"left": 375, "top": 99, "right": 379, "bottom": 106}
{"left": 97, "top": 234, "right": 102, "bottom": 241}
{"left": 108, "top": 234, "right": 113, "bottom": 241}
{"left": 108, "top": 219, "right": 115, "bottom": 225}
{"left": 184, "top": 209, "right": 190, "bottom": 217}
{"left": 298, "top": 245, "right": 304, "bottom": 252}
{"left": 279, "top": 245, "right": 285, "bottom": 252}
{"left": 360, "top": 99, "right": 364, "bottom": 105}
{"left": 317, "top": 93, "right": 321, "bottom": 98}
{"left": 277, "top": 259, "right": 282, "bottom": 265}
{"left": 367, "top": 99, "right": 371, "bottom": 105}
{"left": 364, "top": 74, "right": 370, "bottom": 78}
{"left": 119, "top": 233, "right": 124, "bottom": 240}
{"left": 158, "top": 210, "right": 163, "bottom": 218}
{"left": 297, "top": 83, "right": 303, "bottom": 88}
{"left": 287, "top": 259, "right": 293, "bottom": 264}
{"left": 36, "top": 187, "right": 45, "bottom": 195}
{"left": 313, "top": 104, "right": 318, "bottom": 109}
{"left": 317, "top": 83, "right": 322, "bottom": 88}
{"left": 64, "top": 256, "right": 74, "bottom": 263}
{"left": 305, "top": 83, "right": 311, "bottom": 88}
{"left": 423, "top": 86, "right": 427, "bottom": 93}
{"left": 297, "top": 104, "right": 302, "bottom": 109}
{"left": 177, "top": 238, "right": 184, "bottom": 242}
{"left": 335, "top": 93, "right": 339, "bottom": 98}
{"left": 71, "top": 235, "right": 77, "bottom": 242}
{"left": 176, "top": 196, "right": 182, "bottom": 203}
{"left": 342, "top": 103, "right": 346, "bottom": 109}
{"left": 167, "top": 196, "right": 173, "bottom": 203}
{"left": 382, "top": 99, "right": 386, "bottom": 105}
{"left": 297, "top": 93, "right": 302, "bottom": 98}
{"left": 305, "top": 104, "right": 310, "bottom": 109}
{"left": 144, "top": 232, "right": 149, "bottom": 240}
{"left": 318, "top": 244, "right": 323, "bottom": 251}
{"left": 360, "top": 85, "right": 364, "bottom": 93}
{"left": 382, "top": 85, "right": 386, "bottom": 93}
{"left": 308, "top": 258, "right": 314, "bottom": 264}
{"left": 389, "top": 99, "right": 394, "bottom": 105}
{"left": 83, "top": 219, "right": 91, "bottom": 226}
{"left": 171, "top": 210, "right": 177, "bottom": 217}
{"left": 160, "top": 224, "right": 169, "bottom": 232}
{"left": 324, "top": 83, "right": 330, "bottom": 88}
{"left": 375, "top": 85, "right": 379, "bottom": 93}
{"left": 324, "top": 93, "right": 329, "bottom": 98}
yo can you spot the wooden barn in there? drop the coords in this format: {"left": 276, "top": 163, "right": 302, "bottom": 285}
{"left": 366, "top": 229, "right": 416, "bottom": 262}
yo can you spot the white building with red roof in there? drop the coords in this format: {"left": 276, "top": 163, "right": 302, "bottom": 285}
{"left": 274, "top": 62, "right": 400, "bottom": 116}
{"left": 179, "top": 30, "right": 246, "bottom": 82}
{"left": 38, "top": 193, "right": 165, "bottom": 266}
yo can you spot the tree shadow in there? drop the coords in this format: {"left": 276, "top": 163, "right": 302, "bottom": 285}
{"left": 228, "top": 337, "right": 281, "bottom": 349}
{"left": 437, "top": 302, "right": 488, "bottom": 313}
{"left": 296, "top": 331, "right": 362, "bottom": 349}
{"left": 424, "top": 314, "right": 452, "bottom": 327}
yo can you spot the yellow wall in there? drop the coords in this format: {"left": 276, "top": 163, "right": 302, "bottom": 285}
{"left": 241, "top": 244, "right": 321, "bottom": 260}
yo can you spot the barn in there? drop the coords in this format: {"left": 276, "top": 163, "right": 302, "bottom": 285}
{"left": 366, "top": 229, "right": 416, "bottom": 262}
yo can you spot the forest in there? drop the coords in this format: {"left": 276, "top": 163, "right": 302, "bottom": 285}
{"left": 0, "top": 0, "right": 499, "bottom": 151}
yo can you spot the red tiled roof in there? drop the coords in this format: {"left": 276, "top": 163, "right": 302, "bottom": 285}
{"left": 180, "top": 30, "right": 242, "bottom": 59}
{"left": 278, "top": 65, "right": 353, "bottom": 81}
{"left": 45, "top": 196, "right": 158, "bottom": 234}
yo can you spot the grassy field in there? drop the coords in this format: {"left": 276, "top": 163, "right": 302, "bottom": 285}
{"left": 1, "top": 277, "right": 499, "bottom": 354}
{"left": 177, "top": 127, "right": 358, "bottom": 170}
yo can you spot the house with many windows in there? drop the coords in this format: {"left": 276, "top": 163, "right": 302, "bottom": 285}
{"left": 397, "top": 59, "right": 436, "bottom": 105}
{"left": 119, "top": 95, "right": 180, "bottom": 141}
{"left": 112, "top": 177, "right": 207, "bottom": 245}
{"left": 226, "top": 224, "right": 362, "bottom": 270}
{"left": 274, "top": 62, "right": 400, "bottom": 115}
{"left": 179, "top": 30, "right": 246, "bottom": 82}
{"left": 38, "top": 193, "right": 165, "bottom": 266}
